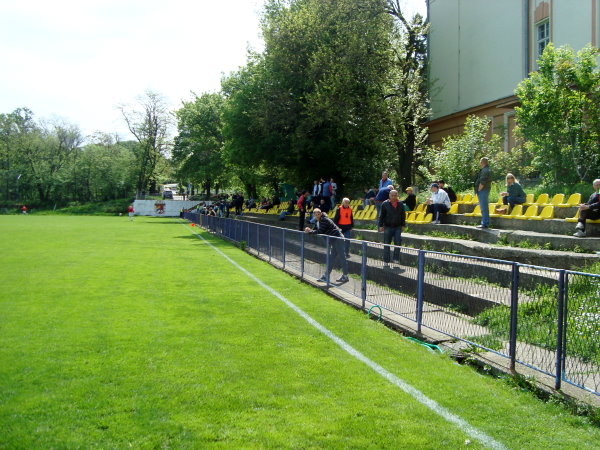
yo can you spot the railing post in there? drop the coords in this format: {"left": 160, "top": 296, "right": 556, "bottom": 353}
{"left": 361, "top": 241, "right": 367, "bottom": 310}
{"left": 509, "top": 263, "right": 520, "bottom": 372}
{"left": 562, "top": 273, "right": 569, "bottom": 375}
{"left": 257, "top": 223, "right": 260, "bottom": 256}
{"left": 282, "top": 228, "right": 286, "bottom": 269}
{"left": 325, "top": 236, "right": 331, "bottom": 288}
{"left": 555, "top": 269, "right": 566, "bottom": 391}
{"left": 268, "top": 226, "right": 272, "bottom": 262}
{"left": 416, "top": 250, "right": 425, "bottom": 333}
{"left": 247, "top": 221, "right": 250, "bottom": 248}
{"left": 300, "top": 232, "right": 305, "bottom": 279}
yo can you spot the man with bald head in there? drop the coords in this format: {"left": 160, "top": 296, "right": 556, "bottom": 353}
{"left": 378, "top": 189, "right": 406, "bottom": 267}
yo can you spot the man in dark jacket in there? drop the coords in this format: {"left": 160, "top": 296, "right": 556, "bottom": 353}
{"left": 378, "top": 190, "right": 406, "bottom": 267}
{"left": 474, "top": 157, "right": 492, "bottom": 228}
{"left": 573, "top": 178, "right": 600, "bottom": 237}
{"left": 305, "top": 208, "right": 349, "bottom": 283}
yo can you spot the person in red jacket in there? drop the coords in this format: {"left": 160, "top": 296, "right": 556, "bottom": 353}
{"left": 333, "top": 197, "right": 354, "bottom": 258}
{"left": 297, "top": 190, "right": 308, "bottom": 231}
{"left": 21, "top": 205, "right": 27, "bottom": 215}
{"left": 128, "top": 204, "right": 134, "bottom": 221}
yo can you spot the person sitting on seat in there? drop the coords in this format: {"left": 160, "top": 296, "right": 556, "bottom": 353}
{"left": 573, "top": 178, "right": 600, "bottom": 237}
{"left": 403, "top": 187, "right": 417, "bottom": 211}
{"left": 426, "top": 183, "right": 451, "bottom": 224}
{"left": 499, "top": 173, "right": 526, "bottom": 213}
{"left": 437, "top": 180, "right": 457, "bottom": 203}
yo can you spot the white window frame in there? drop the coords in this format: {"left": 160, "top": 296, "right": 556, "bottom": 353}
{"left": 535, "top": 19, "right": 550, "bottom": 66}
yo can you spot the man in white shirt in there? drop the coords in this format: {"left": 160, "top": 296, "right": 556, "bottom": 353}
{"left": 426, "top": 183, "right": 451, "bottom": 224}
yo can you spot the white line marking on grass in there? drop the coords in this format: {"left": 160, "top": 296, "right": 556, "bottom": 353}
{"left": 184, "top": 225, "right": 507, "bottom": 450}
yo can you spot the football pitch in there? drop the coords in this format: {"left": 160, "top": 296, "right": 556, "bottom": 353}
{"left": 0, "top": 215, "right": 598, "bottom": 448}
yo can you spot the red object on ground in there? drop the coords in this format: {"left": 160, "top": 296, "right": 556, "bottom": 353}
{"left": 191, "top": 223, "right": 195, "bottom": 227}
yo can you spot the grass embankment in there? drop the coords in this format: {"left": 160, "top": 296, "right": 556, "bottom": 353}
{"left": 0, "top": 216, "right": 598, "bottom": 448}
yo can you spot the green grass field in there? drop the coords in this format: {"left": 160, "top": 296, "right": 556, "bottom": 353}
{"left": 1, "top": 215, "right": 598, "bottom": 448}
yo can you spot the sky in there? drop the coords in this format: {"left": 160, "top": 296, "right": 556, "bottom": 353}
{"left": 0, "top": 0, "right": 427, "bottom": 141}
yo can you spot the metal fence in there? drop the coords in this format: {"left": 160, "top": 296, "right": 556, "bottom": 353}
{"left": 187, "top": 213, "right": 600, "bottom": 397}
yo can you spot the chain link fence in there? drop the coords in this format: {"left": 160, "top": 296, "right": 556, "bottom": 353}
{"left": 186, "top": 213, "right": 599, "bottom": 396}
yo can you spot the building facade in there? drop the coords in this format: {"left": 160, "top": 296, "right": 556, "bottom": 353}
{"left": 427, "top": 0, "right": 600, "bottom": 149}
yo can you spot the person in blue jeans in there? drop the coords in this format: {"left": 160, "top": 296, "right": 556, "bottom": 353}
{"left": 474, "top": 157, "right": 492, "bottom": 228}
{"left": 378, "top": 190, "right": 406, "bottom": 267}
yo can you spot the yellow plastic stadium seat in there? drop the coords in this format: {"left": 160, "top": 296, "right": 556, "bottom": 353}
{"left": 407, "top": 212, "right": 424, "bottom": 224}
{"left": 456, "top": 193, "right": 463, "bottom": 202}
{"left": 533, "top": 193, "right": 549, "bottom": 205}
{"left": 457, "top": 193, "right": 471, "bottom": 204}
{"left": 529, "top": 205, "right": 554, "bottom": 220}
{"left": 558, "top": 193, "right": 581, "bottom": 207}
{"left": 469, "top": 195, "right": 479, "bottom": 205}
{"left": 544, "top": 194, "right": 564, "bottom": 207}
{"left": 565, "top": 210, "right": 579, "bottom": 222}
{"left": 414, "top": 203, "right": 425, "bottom": 213}
{"left": 464, "top": 205, "right": 481, "bottom": 217}
{"left": 415, "top": 213, "right": 433, "bottom": 224}
{"left": 447, "top": 203, "right": 458, "bottom": 214}
{"left": 523, "top": 193, "right": 535, "bottom": 205}
{"left": 354, "top": 209, "right": 365, "bottom": 220}
{"left": 501, "top": 205, "right": 523, "bottom": 219}
{"left": 515, "top": 205, "right": 538, "bottom": 220}
{"left": 365, "top": 209, "right": 378, "bottom": 220}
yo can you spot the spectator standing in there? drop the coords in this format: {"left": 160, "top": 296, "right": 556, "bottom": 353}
{"left": 378, "top": 190, "right": 406, "bottom": 268}
{"left": 321, "top": 178, "right": 332, "bottom": 208}
{"left": 474, "top": 157, "right": 492, "bottom": 229}
{"left": 379, "top": 171, "right": 393, "bottom": 190}
{"left": 573, "top": 178, "right": 600, "bottom": 237}
{"left": 330, "top": 178, "right": 337, "bottom": 209}
{"left": 499, "top": 174, "right": 526, "bottom": 212}
{"left": 21, "top": 205, "right": 27, "bottom": 215}
{"left": 304, "top": 208, "right": 349, "bottom": 283}
{"left": 437, "top": 180, "right": 457, "bottom": 203}
{"left": 403, "top": 187, "right": 417, "bottom": 211}
{"left": 333, "top": 197, "right": 354, "bottom": 258}
{"left": 426, "top": 183, "right": 451, "bottom": 224}
{"left": 297, "top": 190, "right": 308, "bottom": 231}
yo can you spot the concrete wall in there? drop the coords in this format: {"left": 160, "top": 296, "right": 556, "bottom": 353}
{"left": 133, "top": 200, "right": 202, "bottom": 217}
{"left": 429, "top": 0, "right": 525, "bottom": 120}
{"left": 429, "top": 0, "right": 599, "bottom": 122}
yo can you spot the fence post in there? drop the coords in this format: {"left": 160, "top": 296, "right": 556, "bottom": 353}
{"left": 361, "top": 241, "right": 367, "bottom": 310}
{"left": 257, "top": 223, "right": 260, "bottom": 256}
{"left": 282, "top": 228, "right": 286, "bottom": 269}
{"left": 416, "top": 250, "right": 425, "bottom": 333}
{"left": 300, "top": 232, "right": 305, "bottom": 279}
{"left": 555, "top": 269, "right": 566, "bottom": 391}
{"left": 325, "top": 236, "right": 331, "bottom": 288}
{"left": 268, "top": 226, "right": 272, "bottom": 262}
{"left": 509, "top": 263, "right": 520, "bottom": 373}
{"left": 562, "top": 273, "right": 569, "bottom": 375}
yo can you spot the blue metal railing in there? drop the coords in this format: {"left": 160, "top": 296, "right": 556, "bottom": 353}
{"left": 185, "top": 212, "right": 599, "bottom": 397}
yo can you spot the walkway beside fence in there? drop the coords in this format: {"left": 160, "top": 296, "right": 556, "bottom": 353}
{"left": 186, "top": 213, "right": 600, "bottom": 401}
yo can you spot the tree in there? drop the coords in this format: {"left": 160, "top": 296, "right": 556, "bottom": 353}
{"left": 173, "top": 93, "right": 227, "bottom": 198}
{"left": 119, "top": 90, "right": 172, "bottom": 197}
{"left": 515, "top": 44, "right": 600, "bottom": 184}
{"left": 384, "top": 0, "right": 430, "bottom": 190}
{"left": 424, "top": 115, "right": 501, "bottom": 192}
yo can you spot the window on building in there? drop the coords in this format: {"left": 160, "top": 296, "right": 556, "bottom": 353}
{"left": 536, "top": 20, "right": 550, "bottom": 60}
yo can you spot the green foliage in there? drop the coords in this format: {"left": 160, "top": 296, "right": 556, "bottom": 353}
{"left": 515, "top": 44, "right": 600, "bottom": 184}
{"left": 423, "top": 115, "right": 502, "bottom": 192}
{"left": 173, "top": 93, "right": 227, "bottom": 196}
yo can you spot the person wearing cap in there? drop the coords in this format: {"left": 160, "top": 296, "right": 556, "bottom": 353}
{"left": 426, "top": 183, "right": 451, "bottom": 224}
{"left": 403, "top": 187, "right": 417, "bottom": 211}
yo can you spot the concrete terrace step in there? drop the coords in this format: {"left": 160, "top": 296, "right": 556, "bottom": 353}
{"left": 240, "top": 214, "right": 600, "bottom": 270}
